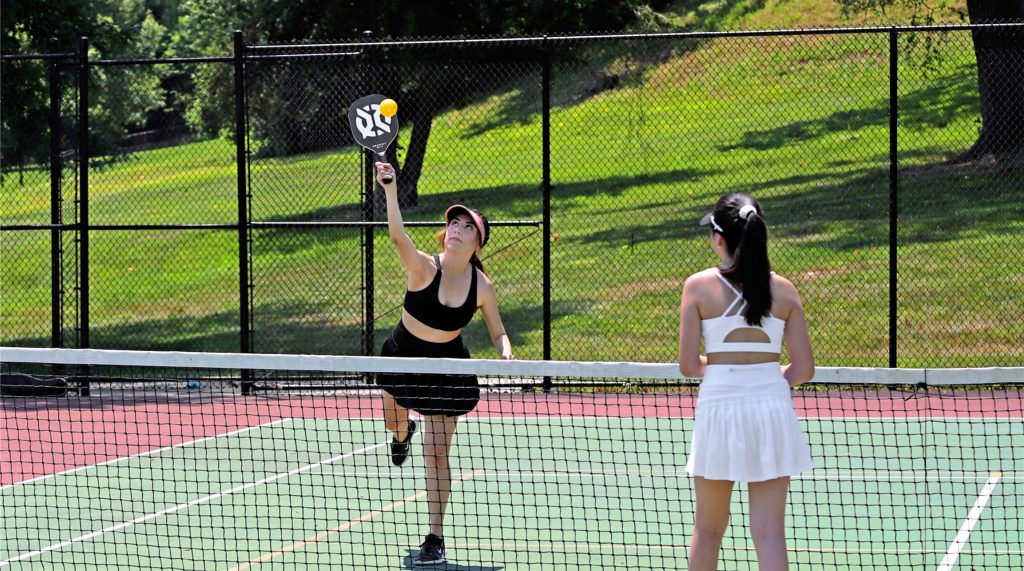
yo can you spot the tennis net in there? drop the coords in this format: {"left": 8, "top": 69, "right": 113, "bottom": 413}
{"left": 2, "top": 347, "right": 1022, "bottom": 570}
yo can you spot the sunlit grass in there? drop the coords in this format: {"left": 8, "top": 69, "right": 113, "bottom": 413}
{"left": 2, "top": 24, "right": 1019, "bottom": 367}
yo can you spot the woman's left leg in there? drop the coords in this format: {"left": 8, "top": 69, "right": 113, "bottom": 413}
{"left": 382, "top": 390, "right": 411, "bottom": 440}
{"left": 423, "top": 414, "right": 459, "bottom": 536}
{"left": 689, "top": 476, "right": 734, "bottom": 571}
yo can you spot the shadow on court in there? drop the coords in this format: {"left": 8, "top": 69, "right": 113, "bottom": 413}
{"left": 401, "top": 549, "right": 504, "bottom": 570}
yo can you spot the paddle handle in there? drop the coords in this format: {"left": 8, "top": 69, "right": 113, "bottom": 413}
{"left": 377, "top": 153, "right": 393, "bottom": 184}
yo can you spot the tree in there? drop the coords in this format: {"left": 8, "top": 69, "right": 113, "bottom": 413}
{"left": 172, "top": 0, "right": 644, "bottom": 206}
{"left": 2, "top": 0, "right": 94, "bottom": 168}
{"left": 1, "top": 0, "right": 170, "bottom": 168}
{"left": 959, "top": 1, "right": 1024, "bottom": 160}
{"left": 373, "top": 0, "right": 642, "bottom": 206}
{"left": 839, "top": 0, "right": 1024, "bottom": 161}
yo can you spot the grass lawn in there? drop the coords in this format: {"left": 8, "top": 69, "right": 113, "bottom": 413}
{"left": 2, "top": 10, "right": 1021, "bottom": 367}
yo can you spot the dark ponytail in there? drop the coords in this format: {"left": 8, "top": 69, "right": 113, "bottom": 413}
{"left": 470, "top": 253, "right": 487, "bottom": 275}
{"left": 715, "top": 193, "right": 772, "bottom": 325}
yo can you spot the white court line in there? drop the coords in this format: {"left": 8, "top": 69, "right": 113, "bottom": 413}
{"left": 0, "top": 418, "right": 291, "bottom": 492}
{"left": 0, "top": 438, "right": 387, "bottom": 566}
{"left": 936, "top": 472, "right": 1002, "bottom": 571}
{"left": 226, "top": 469, "right": 486, "bottom": 571}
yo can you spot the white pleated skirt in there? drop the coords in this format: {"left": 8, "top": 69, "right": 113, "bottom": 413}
{"left": 685, "top": 363, "right": 813, "bottom": 483}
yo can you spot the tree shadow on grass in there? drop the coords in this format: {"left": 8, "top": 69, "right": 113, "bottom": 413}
{"left": 722, "top": 64, "right": 978, "bottom": 154}
{"left": 572, "top": 155, "right": 1022, "bottom": 253}
{"left": 249, "top": 167, "right": 718, "bottom": 257}
{"left": 730, "top": 163, "right": 1021, "bottom": 251}
{"left": 1, "top": 294, "right": 550, "bottom": 359}
{"left": 6, "top": 160, "right": 1017, "bottom": 359}
{"left": 457, "top": 0, "right": 773, "bottom": 140}
{"left": 460, "top": 38, "right": 708, "bottom": 140}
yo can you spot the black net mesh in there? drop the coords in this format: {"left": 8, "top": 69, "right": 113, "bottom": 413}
{"left": 1, "top": 350, "right": 1021, "bottom": 570}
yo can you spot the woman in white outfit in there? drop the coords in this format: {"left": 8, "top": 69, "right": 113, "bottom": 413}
{"left": 678, "top": 192, "right": 815, "bottom": 571}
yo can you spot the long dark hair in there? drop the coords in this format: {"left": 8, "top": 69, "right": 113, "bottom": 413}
{"left": 435, "top": 229, "right": 487, "bottom": 276}
{"left": 711, "top": 193, "right": 771, "bottom": 325}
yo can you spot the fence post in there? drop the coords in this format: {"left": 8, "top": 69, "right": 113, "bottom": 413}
{"left": 77, "top": 36, "right": 91, "bottom": 396}
{"left": 234, "top": 30, "right": 254, "bottom": 394}
{"left": 541, "top": 36, "right": 553, "bottom": 391}
{"left": 362, "top": 30, "right": 376, "bottom": 358}
{"left": 77, "top": 37, "right": 90, "bottom": 351}
{"left": 888, "top": 27, "right": 898, "bottom": 368}
{"left": 48, "top": 38, "right": 63, "bottom": 349}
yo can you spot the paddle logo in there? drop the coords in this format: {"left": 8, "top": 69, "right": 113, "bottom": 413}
{"left": 348, "top": 94, "right": 398, "bottom": 154}
{"left": 354, "top": 104, "right": 392, "bottom": 138}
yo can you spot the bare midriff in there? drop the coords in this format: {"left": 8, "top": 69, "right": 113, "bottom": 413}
{"left": 706, "top": 352, "right": 780, "bottom": 365}
{"left": 401, "top": 310, "right": 463, "bottom": 344}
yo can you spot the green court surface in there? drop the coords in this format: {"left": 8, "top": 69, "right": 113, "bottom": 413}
{"left": 2, "top": 417, "right": 1021, "bottom": 570}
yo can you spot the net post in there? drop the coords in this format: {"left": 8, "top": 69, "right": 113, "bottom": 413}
{"left": 234, "top": 30, "right": 254, "bottom": 395}
{"left": 888, "top": 26, "right": 898, "bottom": 368}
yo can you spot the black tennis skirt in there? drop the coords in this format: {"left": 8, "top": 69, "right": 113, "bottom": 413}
{"left": 376, "top": 321, "right": 480, "bottom": 417}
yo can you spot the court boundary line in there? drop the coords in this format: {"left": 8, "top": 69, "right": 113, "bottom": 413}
{"left": 0, "top": 419, "right": 292, "bottom": 491}
{"left": 226, "top": 469, "right": 486, "bottom": 571}
{"left": 936, "top": 471, "right": 1002, "bottom": 571}
{"left": 0, "top": 437, "right": 387, "bottom": 566}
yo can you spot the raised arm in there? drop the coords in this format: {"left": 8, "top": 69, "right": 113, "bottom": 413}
{"left": 377, "top": 162, "right": 431, "bottom": 279}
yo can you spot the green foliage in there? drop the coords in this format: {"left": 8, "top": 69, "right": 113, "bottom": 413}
{"left": 1, "top": 0, "right": 170, "bottom": 167}
{"left": 170, "top": 0, "right": 647, "bottom": 153}
{"left": 836, "top": 0, "right": 969, "bottom": 25}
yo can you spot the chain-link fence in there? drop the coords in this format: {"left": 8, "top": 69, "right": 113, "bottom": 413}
{"left": 2, "top": 24, "right": 1022, "bottom": 367}
{"left": 1, "top": 50, "right": 80, "bottom": 350}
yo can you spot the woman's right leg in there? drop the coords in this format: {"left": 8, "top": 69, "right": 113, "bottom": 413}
{"left": 422, "top": 414, "right": 458, "bottom": 537}
{"left": 382, "top": 390, "right": 410, "bottom": 441}
{"left": 689, "top": 476, "right": 734, "bottom": 571}
{"left": 748, "top": 476, "right": 790, "bottom": 571}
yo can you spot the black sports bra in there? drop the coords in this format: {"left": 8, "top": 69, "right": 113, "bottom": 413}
{"left": 403, "top": 255, "right": 478, "bottom": 332}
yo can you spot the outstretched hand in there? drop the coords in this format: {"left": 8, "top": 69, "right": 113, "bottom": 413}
{"left": 375, "top": 162, "right": 396, "bottom": 188}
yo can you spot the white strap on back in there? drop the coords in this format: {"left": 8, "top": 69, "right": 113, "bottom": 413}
{"left": 715, "top": 271, "right": 744, "bottom": 317}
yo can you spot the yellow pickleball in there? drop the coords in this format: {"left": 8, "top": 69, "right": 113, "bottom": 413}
{"left": 379, "top": 98, "right": 398, "bottom": 117}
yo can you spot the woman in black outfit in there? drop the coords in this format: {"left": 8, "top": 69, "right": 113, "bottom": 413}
{"left": 373, "top": 161, "right": 515, "bottom": 566}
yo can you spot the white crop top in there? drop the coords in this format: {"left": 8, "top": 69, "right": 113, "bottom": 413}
{"left": 701, "top": 270, "right": 785, "bottom": 354}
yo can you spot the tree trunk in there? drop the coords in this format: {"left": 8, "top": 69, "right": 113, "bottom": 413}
{"left": 958, "top": 0, "right": 1024, "bottom": 160}
{"left": 375, "top": 86, "right": 443, "bottom": 211}
{"left": 398, "top": 112, "right": 433, "bottom": 208}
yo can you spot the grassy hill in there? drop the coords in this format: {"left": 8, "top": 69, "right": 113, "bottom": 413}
{"left": 2, "top": 0, "right": 1020, "bottom": 367}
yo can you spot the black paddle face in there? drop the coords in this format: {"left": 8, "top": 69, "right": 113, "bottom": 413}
{"left": 348, "top": 94, "right": 399, "bottom": 182}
